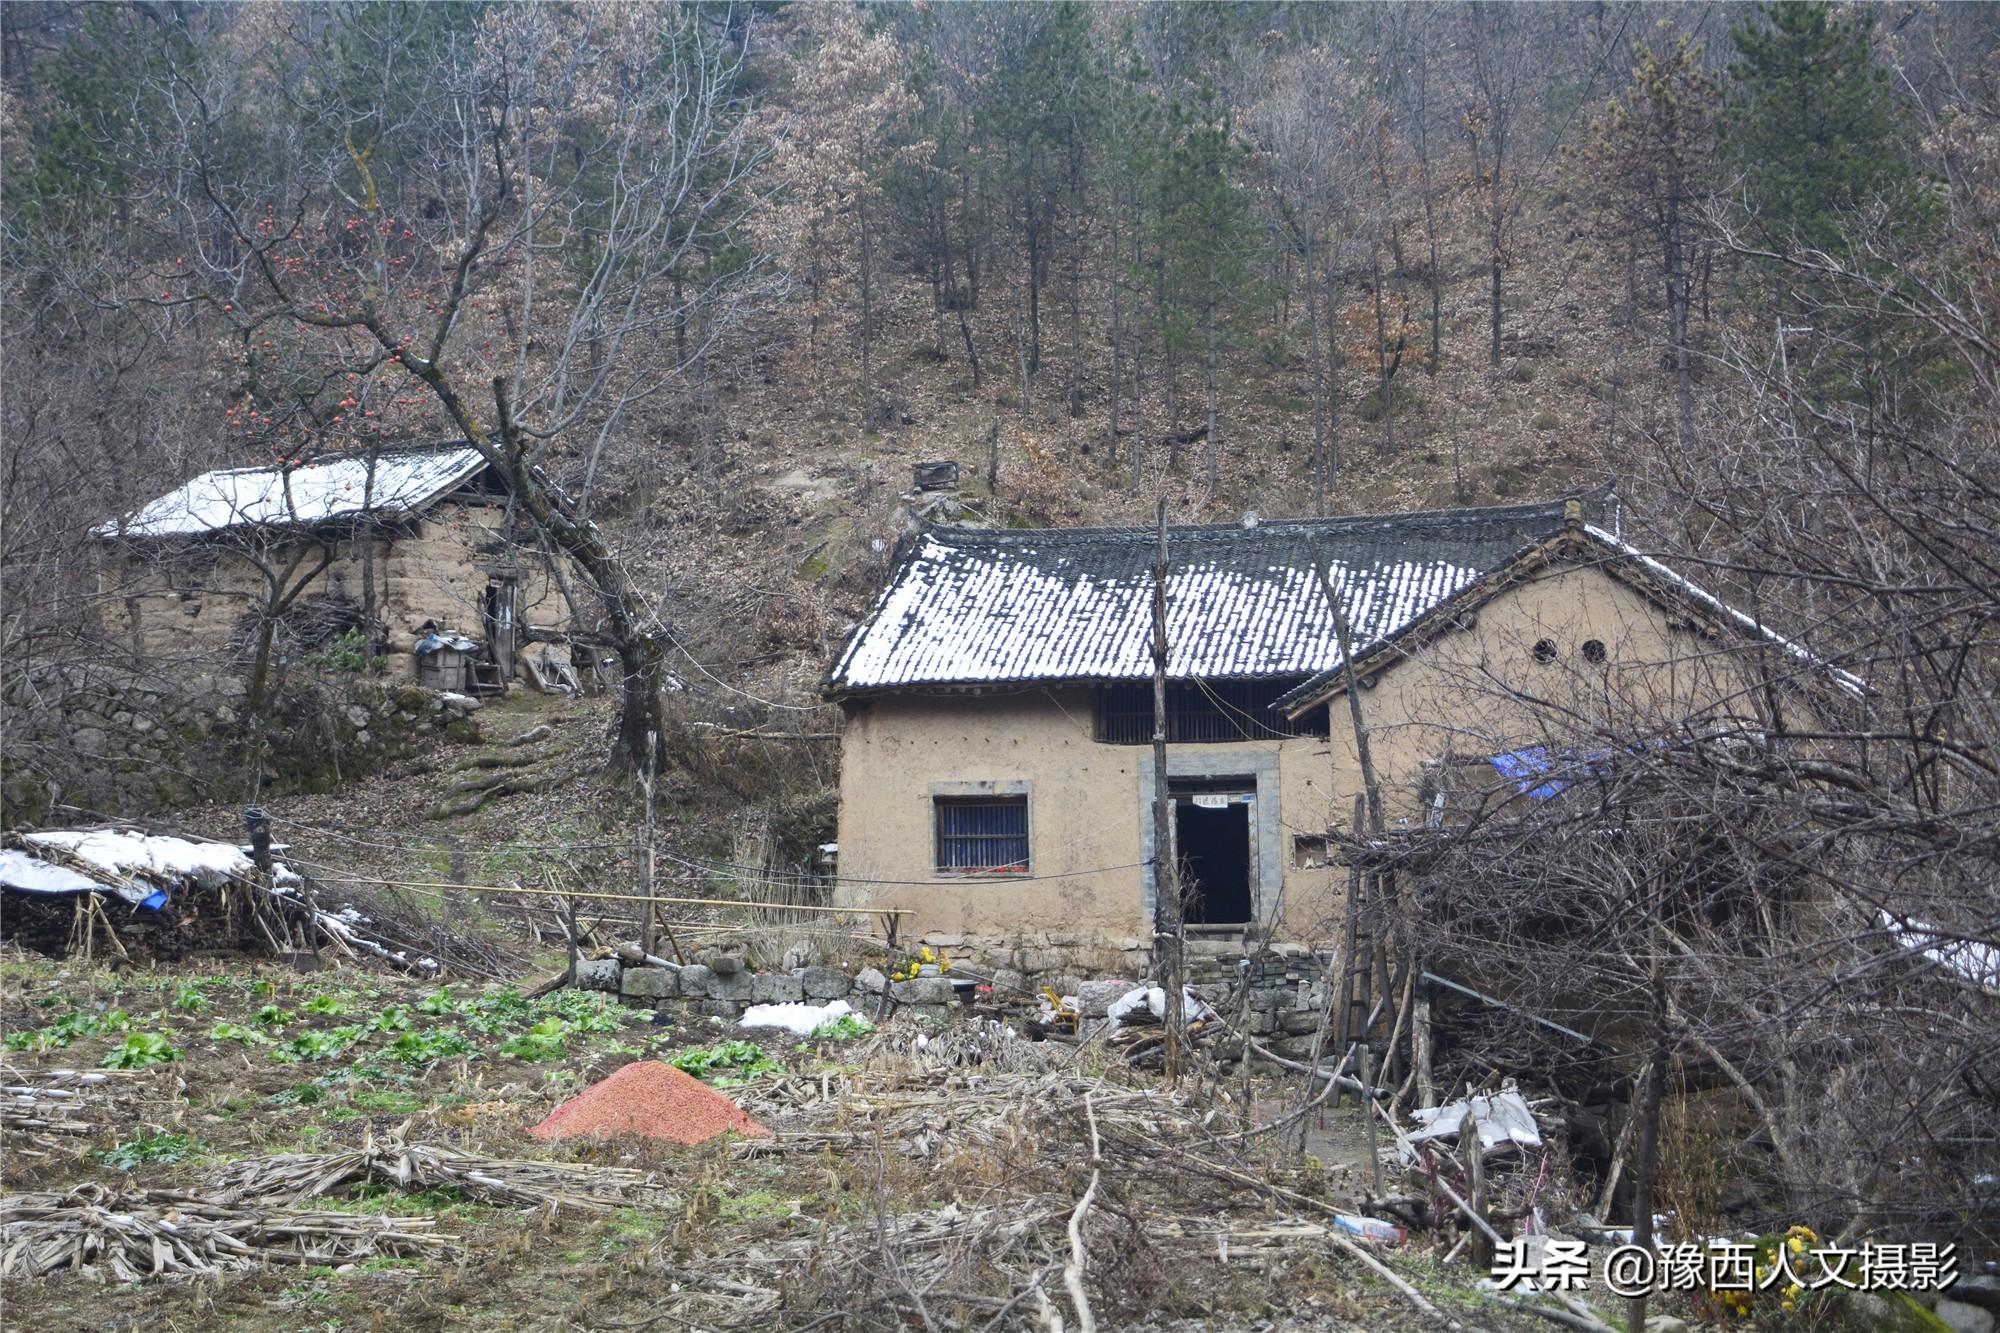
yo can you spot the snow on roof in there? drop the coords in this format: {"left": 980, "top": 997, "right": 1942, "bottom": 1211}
{"left": 0, "top": 848, "right": 144, "bottom": 903}
{"left": 1580, "top": 525, "right": 1867, "bottom": 696}
{"left": 1882, "top": 911, "right": 2000, "bottom": 992}
{"left": 94, "top": 445, "right": 488, "bottom": 539}
{"left": 23, "top": 829, "right": 257, "bottom": 886}
{"left": 827, "top": 500, "right": 1583, "bottom": 693}
{"left": 6, "top": 830, "right": 262, "bottom": 910}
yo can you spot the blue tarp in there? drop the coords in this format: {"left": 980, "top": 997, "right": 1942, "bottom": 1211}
{"left": 414, "top": 630, "right": 477, "bottom": 655}
{"left": 1487, "top": 746, "right": 1615, "bottom": 799}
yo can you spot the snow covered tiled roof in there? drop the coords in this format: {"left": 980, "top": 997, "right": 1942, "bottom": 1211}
{"left": 827, "top": 500, "right": 1582, "bottom": 694}
{"left": 95, "top": 444, "right": 489, "bottom": 538}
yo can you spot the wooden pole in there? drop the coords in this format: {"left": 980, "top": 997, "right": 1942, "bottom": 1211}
{"left": 1334, "top": 794, "right": 1364, "bottom": 1090}
{"left": 1360, "top": 1046, "right": 1384, "bottom": 1199}
{"left": 1462, "top": 1111, "right": 1493, "bottom": 1271}
{"left": 1413, "top": 973, "right": 1435, "bottom": 1110}
{"left": 1628, "top": 912, "right": 1670, "bottom": 1333}
{"left": 1312, "top": 553, "right": 1414, "bottom": 1080}
{"left": 640, "top": 731, "right": 659, "bottom": 959}
{"left": 1151, "top": 496, "right": 1184, "bottom": 1080}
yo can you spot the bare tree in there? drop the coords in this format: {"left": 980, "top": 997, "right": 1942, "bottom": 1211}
{"left": 1249, "top": 47, "right": 1366, "bottom": 513}
{"left": 98, "top": 3, "right": 776, "bottom": 772}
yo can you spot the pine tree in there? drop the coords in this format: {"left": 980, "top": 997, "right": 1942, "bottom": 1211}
{"left": 1723, "top": 1, "right": 1916, "bottom": 253}
{"left": 1152, "top": 83, "right": 1255, "bottom": 501}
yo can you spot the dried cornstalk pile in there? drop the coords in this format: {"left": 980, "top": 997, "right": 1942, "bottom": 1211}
{"left": 679, "top": 1038, "right": 1504, "bottom": 1332}
{"left": 666, "top": 1198, "right": 1069, "bottom": 1328}
{"left": 0, "top": 1184, "right": 446, "bottom": 1281}
{"left": 2, "top": 1080, "right": 101, "bottom": 1144}
{"left": 0, "top": 1066, "right": 164, "bottom": 1161}
{"left": 207, "top": 1127, "right": 672, "bottom": 1212}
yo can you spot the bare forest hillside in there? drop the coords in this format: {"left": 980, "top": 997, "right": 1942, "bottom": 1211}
{"left": 6, "top": 1, "right": 1985, "bottom": 733}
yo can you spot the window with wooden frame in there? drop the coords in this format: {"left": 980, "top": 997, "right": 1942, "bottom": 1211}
{"left": 934, "top": 796, "right": 1029, "bottom": 873}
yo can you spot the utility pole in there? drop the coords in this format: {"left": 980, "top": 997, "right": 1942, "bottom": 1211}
{"left": 1151, "top": 497, "right": 1185, "bottom": 1078}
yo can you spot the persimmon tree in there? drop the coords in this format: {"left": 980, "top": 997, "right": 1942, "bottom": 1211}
{"left": 109, "top": 2, "right": 774, "bottom": 772}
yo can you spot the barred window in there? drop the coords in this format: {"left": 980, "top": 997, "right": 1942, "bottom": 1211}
{"left": 934, "top": 797, "right": 1029, "bottom": 873}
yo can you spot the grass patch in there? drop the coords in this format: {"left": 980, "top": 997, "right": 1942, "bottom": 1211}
{"left": 349, "top": 1088, "right": 428, "bottom": 1115}
{"left": 717, "top": 1188, "right": 795, "bottom": 1222}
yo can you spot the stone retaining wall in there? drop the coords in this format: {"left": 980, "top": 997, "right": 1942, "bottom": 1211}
{"left": 1, "top": 661, "right": 484, "bottom": 822}
{"left": 580, "top": 937, "right": 1337, "bottom": 1058}
{"left": 577, "top": 950, "right": 964, "bottom": 1026}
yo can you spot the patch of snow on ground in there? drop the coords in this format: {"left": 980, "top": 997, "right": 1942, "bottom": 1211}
{"left": 739, "top": 998, "right": 866, "bottom": 1036}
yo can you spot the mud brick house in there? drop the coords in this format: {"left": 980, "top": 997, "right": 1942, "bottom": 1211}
{"left": 823, "top": 490, "right": 1853, "bottom": 973}
{"left": 95, "top": 444, "right": 580, "bottom": 691}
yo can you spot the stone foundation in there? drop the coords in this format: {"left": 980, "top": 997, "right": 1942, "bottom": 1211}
{"left": 581, "top": 949, "right": 962, "bottom": 1026}
{"left": 581, "top": 935, "right": 1337, "bottom": 1057}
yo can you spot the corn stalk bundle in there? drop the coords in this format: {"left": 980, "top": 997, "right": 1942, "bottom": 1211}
{"left": 207, "top": 1126, "right": 670, "bottom": 1212}
{"left": 1, "top": 1071, "right": 107, "bottom": 1137}
{"left": 0, "top": 1184, "right": 445, "bottom": 1282}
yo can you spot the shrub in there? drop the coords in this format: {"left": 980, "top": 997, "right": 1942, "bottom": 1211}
{"left": 306, "top": 628, "right": 385, "bottom": 674}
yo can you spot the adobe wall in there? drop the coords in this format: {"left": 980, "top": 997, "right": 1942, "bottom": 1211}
{"left": 831, "top": 685, "right": 1346, "bottom": 952}
{"left": 832, "top": 560, "right": 1750, "bottom": 975}
{"left": 1314, "top": 561, "right": 1755, "bottom": 827}
{"left": 101, "top": 506, "right": 576, "bottom": 682}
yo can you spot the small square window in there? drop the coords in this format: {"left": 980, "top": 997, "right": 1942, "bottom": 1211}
{"left": 935, "top": 796, "right": 1029, "bottom": 873}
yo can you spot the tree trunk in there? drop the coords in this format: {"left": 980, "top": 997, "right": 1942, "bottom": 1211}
{"left": 1025, "top": 179, "right": 1042, "bottom": 375}
{"left": 1013, "top": 272, "right": 1032, "bottom": 418}
{"left": 1323, "top": 262, "right": 1341, "bottom": 504}
{"left": 1131, "top": 227, "right": 1146, "bottom": 494}
{"left": 482, "top": 377, "right": 671, "bottom": 773}
{"left": 1666, "top": 176, "right": 1693, "bottom": 450}
{"left": 1373, "top": 242, "right": 1394, "bottom": 457}
{"left": 1305, "top": 231, "right": 1326, "bottom": 513}
{"left": 1203, "top": 301, "right": 1219, "bottom": 502}
{"left": 1068, "top": 152, "right": 1084, "bottom": 423}
{"left": 1107, "top": 192, "right": 1124, "bottom": 463}
{"left": 1488, "top": 172, "right": 1505, "bottom": 367}
{"left": 1627, "top": 952, "right": 1669, "bottom": 1333}
{"left": 859, "top": 187, "right": 875, "bottom": 425}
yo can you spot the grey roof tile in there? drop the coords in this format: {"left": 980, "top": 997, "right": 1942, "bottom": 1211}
{"left": 828, "top": 498, "right": 1588, "bottom": 693}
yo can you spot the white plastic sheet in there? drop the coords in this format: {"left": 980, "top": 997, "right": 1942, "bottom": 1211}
{"left": 1404, "top": 1089, "right": 1543, "bottom": 1157}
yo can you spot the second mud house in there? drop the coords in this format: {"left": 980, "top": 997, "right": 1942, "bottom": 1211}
{"left": 823, "top": 491, "right": 1852, "bottom": 972}
{"left": 95, "top": 444, "right": 582, "bottom": 696}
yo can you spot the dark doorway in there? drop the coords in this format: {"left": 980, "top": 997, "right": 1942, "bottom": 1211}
{"left": 1174, "top": 793, "right": 1253, "bottom": 925}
